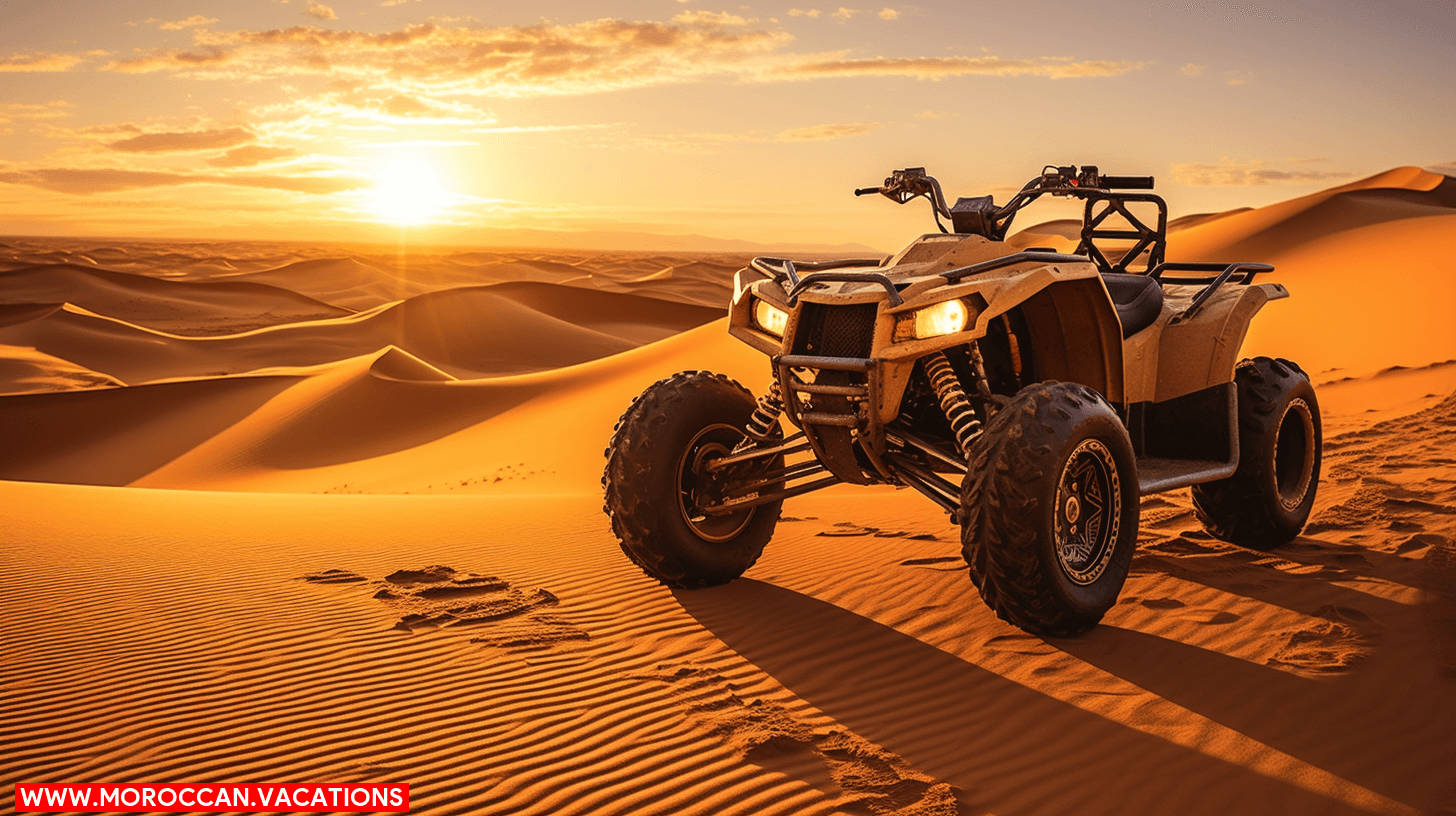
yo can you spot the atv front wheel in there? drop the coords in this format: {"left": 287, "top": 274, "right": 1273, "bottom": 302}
{"left": 960, "top": 381, "right": 1139, "bottom": 636}
{"left": 603, "top": 371, "right": 783, "bottom": 588}
{"left": 1192, "top": 357, "right": 1322, "bottom": 549}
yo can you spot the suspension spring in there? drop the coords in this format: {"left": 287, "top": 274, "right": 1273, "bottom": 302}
{"left": 923, "top": 351, "right": 980, "bottom": 456}
{"left": 744, "top": 381, "right": 785, "bottom": 443}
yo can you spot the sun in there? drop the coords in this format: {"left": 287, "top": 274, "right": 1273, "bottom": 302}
{"left": 369, "top": 156, "right": 450, "bottom": 225}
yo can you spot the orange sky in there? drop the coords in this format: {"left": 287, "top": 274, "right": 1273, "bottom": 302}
{"left": 2, "top": 0, "right": 1452, "bottom": 250}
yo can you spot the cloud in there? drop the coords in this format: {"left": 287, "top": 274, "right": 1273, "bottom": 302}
{"left": 0, "top": 167, "right": 366, "bottom": 194}
{"left": 157, "top": 16, "right": 219, "bottom": 31}
{"left": 788, "top": 9, "right": 822, "bottom": 18}
{"left": 305, "top": 3, "right": 338, "bottom": 21}
{"left": 1225, "top": 69, "right": 1256, "bottom": 85}
{"left": 252, "top": 91, "right": 500, "bottom": 130}
{"left": 788, "top": 55, "right": 1146, "bottom": 80}
{"left": 831, "top": 8, "right": 860, "bottom": 21}
{"left": 380, "top": 0, "right": 419, "bottom": 5}
{"left": 777, "top": 121, "right": 883, "bottom": 140}
{"left": 1179, "top": 63, "right": 1206, "bottom": 76}
{"left": 1171, "top": 159, "right": 1353, "bottom": 186}
{"left": 108, "top": 127, "right": 255, "bottom": 153}
{"left": 92, "top": 16, "right": 1142, "bottom": 99}
{"left": 207, "top": 145, "right": 299, "bottom": 167}
{"left": 100, "top": 18, "right": 795, "bottom": 96}
{"left": 0, "top": 52, "right": 85, "bottom": 72}
{"left": 0, "top": 101, "right": 74, "bottom": 124}
{"left": 913, "top": 110, "right": 945, "bottom": 119}
{"left": 878, "top": 8, "right": 899, "bottom": 20}
{"left": 672, "top": 10, "right": 753, "bottom": 25}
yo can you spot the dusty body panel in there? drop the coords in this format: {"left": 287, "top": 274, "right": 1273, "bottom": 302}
{"left": 1152, "top": 283, "right": 1287, "bottom": 402}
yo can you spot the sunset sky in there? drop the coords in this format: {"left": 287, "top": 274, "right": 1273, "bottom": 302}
{"left": 2, "top": 0, "right": 1452, "bottom": 250}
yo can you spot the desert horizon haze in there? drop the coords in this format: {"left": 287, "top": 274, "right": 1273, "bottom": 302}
{"left": 4, "top": 1, "right": 1456, "bottom": 815}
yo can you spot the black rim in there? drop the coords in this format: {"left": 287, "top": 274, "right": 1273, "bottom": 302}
{"left": 1275, "top": 397, "right": 1315, "bottom": 511}
{"left": 1054, "top": 439, "right": 1123, "bottom": 586}
{"left": 677, "top": 423, "right": 756, "bottom": 542}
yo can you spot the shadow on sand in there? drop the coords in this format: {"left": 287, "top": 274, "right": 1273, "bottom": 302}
{"left": 676, "top": 579, "right": 1402, "bottom": 816}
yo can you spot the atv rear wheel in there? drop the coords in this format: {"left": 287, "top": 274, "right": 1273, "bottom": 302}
{"left": 960, "top": 381, "right": 1139, "bottom": 636}
{"left": 603, "top": 371, "right": 783, "bottom": 588}
{"left": 1192, "top": 357, "right": 1321, "bottom": 549}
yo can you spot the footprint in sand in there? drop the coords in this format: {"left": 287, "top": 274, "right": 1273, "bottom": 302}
{"left": 647, "top": 663, "right": 969, "bottom": 815}
{"left": 299, "top": 568, "right": 368, "bottom": 584}
{"left": 817, "top": 521, "right": 940, "bottom": 541}
{"left": 298, "top": 564, "right": 588, "bottom": 651}
{"left": 1267, "top": 605, "right": 1375, "bottom": 674}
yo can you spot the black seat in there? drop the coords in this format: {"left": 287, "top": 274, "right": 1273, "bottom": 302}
{"left": 1101, "top": 273, "right": 1164, "bottom": 337}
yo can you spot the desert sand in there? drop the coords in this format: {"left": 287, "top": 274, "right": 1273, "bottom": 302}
{"left": 3, "top": 168, "right": 1455, "bottom": 815}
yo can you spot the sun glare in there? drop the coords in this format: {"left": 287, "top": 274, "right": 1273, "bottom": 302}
{"left": 370, "top": 157, "right": 450, "bottom": 225}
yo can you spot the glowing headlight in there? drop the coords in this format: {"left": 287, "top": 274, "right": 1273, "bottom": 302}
{"left": 753, "top": 299, "right": 789, "bottom": 337}
{"left": 897, "top": 299, "right": 969, "bottom": 341}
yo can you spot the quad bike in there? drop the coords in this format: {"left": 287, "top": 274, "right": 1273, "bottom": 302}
{"left": 603, "top": 164, "right": 1321, "bottom": 636}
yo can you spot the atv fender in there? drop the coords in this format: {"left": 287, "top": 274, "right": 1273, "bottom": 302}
{"left": 974, "top": 264, "right": 1126, "bottom": 406}
{"left": 1150, "top": 282, "right": 1288, "bottom": 402}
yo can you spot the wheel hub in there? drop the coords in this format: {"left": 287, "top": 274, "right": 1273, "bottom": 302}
{"left": 1054, "top": 439, "right": 1122, "bottom": 586}
{"left": 677, "top": 424, "right": 757, "bottom": 543}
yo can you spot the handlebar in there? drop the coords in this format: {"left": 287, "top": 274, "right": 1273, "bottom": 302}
{"left": 854, "top": 163, "right": 1159, "bottom": 239}
{"left": 1101, "top": 175, "right": 1155, "bottom": 190}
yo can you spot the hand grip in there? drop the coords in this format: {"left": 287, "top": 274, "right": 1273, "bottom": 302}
{"left": 854, "top": 187, "right": 883, "bottom": 196}
{"left": 1101, "top": 175, "right": 1155, "bottom": 190}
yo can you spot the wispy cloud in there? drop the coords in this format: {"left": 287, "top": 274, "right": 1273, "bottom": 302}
{"left": 786, "top": 55, "right": 1146, "bottom": 80}
{"left": 305, "top": 3, "right": 338, "bottom": 21}
{"left": 99, "top": 18, "right": 797, "bottom": 98}
{"left": 0, "top": 166, "right": 366, "bottom": 194}
{"left": 206, "top": 145, "right": 299, "bottom": 167}
{"left": 672, "top": 10, "right": 753, "bottom": 25}
{"left": 878, "top": 8, "right": 899, "bottom": 20}
{"left": 1179, "top": 63, "right": 1206, "bottom": 76}
{"left": 0, "top": 52, "right": 85, "bottom": 72}
{"left": 777, "top": 121, "right": 883, "bottom": 140}
{"left": 1171, "top": 159, "right": 1352, "bottom": 186}
{"left": 82, "top": 16, "right": 1141, "bottom": 98}
{"left": 109, "top": 127, "right": 254, "bottom": 153}
{"left": 155, "top": 16, "right": 219, "bottom": 31}
{"left": 0, "top": 101, "right": 74, "bottom": 124}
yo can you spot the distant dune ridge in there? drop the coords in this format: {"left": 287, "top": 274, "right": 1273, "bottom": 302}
{"left": 2, "top": 169, "right": 1455, "bottom": 816}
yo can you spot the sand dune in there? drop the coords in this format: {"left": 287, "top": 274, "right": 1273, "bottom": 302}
{"left": 0, "top": 262, "right": 349, "bottom": 334}
{"left": 0, "top": 282, "right": 721, "bottom": 387}
{"left": 0, "top": 341, "right": 123, "bottom": 394}
{"left": 1169, "top": 166, "right": 1455, "bottom": 261}
{"left": 3, "top": 173, "right": 1455, "bottom": 816}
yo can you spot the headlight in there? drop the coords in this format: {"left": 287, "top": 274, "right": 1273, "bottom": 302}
{"left": 753, "top": 299, "right": 789, "bottom": 337}
{"left": 895, "top": 299, "right": 970, "bottom": 341}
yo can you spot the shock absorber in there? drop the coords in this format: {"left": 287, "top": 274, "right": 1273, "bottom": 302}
{"left": 743, "top": 380, "right": 785, "bottom": 443}
{"left": 923, "top": 351, "right": 980, "bottom": 456}
{"left": 967, "top": 341, "right": 995, "bottom": 403}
